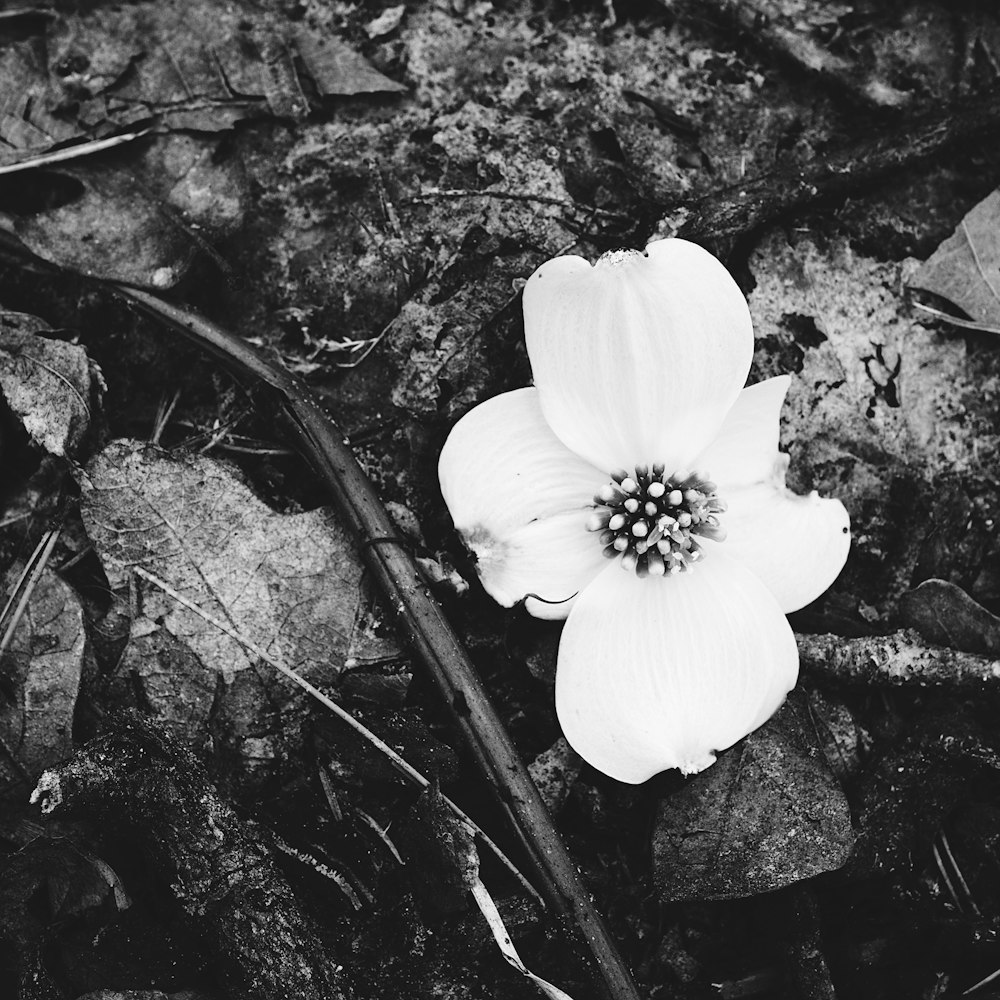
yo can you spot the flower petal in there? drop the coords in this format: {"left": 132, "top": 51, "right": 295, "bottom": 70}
{"left": 692, "top": 375, "right": 790, "bottom": 489}
{"left": 555, "top": 554, "right": 798, "bottom": 783}
{"left": 523, "top": 238, "right": 753, "bottom": 473}
{"left": 439, "top": 387, "right": 609, "bottom": 619}
{"left": 703, "top": 471, "right": 851, "bottom": 613}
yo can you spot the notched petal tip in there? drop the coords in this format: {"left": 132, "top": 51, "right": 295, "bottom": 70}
{"left": 555, "top": 554, "right": 798, "bottom": 784}
{"left": 523, "top": 238, "right": 755, "bottom": 474}
{"left": 718, "top": 481, "right": 852, "bottom": 614}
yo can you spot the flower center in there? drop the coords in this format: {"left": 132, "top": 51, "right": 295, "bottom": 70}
{"left": 587, "top": 465, "right": 727, "bottom": 577}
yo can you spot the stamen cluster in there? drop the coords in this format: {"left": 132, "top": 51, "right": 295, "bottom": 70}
{"left": 587, "top": 465, "right": 727, "bottom": 577}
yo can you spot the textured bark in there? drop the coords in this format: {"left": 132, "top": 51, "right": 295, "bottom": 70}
{"left": 798, "top": 630, "right": 1000, "bottom": 688}
{"left": 31, "top": 712, "right": 355, "bottom": 1000}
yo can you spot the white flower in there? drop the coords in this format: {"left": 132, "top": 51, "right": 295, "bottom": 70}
{"left": 439, "top": 239, "right": 850, "bottom": 783}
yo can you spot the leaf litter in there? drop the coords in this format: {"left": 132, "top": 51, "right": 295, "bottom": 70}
{"left": 0, "top": 308, "right": 102, "bottom": 457}
{"left": 0, "top": 563, "right": 85, "bottom": 786}
{"left": 0, "top": 0, "right": 406, "bottom": 170}
{"left": 2, "top": 1, "right": 1000, "bottom": 997}
{"left": 652, "top": 692, "right": 855, "bottom": 902}
{"left": 79, "top": 439, "right": 402, "bottom": 783}
{"left": 909, "top": 187, "right": 1000, "bottom": 330}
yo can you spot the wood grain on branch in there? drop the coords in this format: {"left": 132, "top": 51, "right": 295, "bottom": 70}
{"left": 798, "top": 630, "right": 1000, "bottom": 688}
{"left": 31, "top": 713, "right": 355, "bottom": 1000}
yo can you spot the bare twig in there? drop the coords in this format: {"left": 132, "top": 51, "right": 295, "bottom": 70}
{"left": 0, "top": 529, "right": 60, "bottom": 661}
{"left": 134, "top": 564, "right": 541, "bottom": 905}
{"left": 798, "top": 630, "right": 1000, "bottom": 688}
{"left": 115, "top": 297, "right": 641, "bottom": 1000}
{"left": 0, "top": 129, "right": 152, "bottom": 177}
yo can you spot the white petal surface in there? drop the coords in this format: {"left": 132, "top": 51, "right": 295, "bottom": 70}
{"left": 439, "top": 388, "right": 609, "bottom": 619}
{"left": 523, "top": 238, "right": 754, "bottom": 473}
{"left": 702, "top": 472, "right": 851, "bottom": 613}
{"left": 692, "top": 376, "right": 790, "bottom": 489}
{"left": 555, "top": 554, "right": 798, "bottom": 783}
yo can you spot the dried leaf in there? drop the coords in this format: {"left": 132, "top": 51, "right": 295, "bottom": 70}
{"left": 749, "top": 234, "right": 1000, "bottom": 613}
{"left": 78, "top": 440, "right": 400, "bottom": 779}
{"left": 291, "top": 28, "right": 408, "bottom": 96}
{"left": 899, "top": 578, "right": 1000, "bottom": 657}
{"left": 0, "top": 310, "right": 101, "bottom": 457}
{"left": 0, "top": 0, "right": 405, "bottom": 169}
{"left": 909, "top": 189, "right": 1000, "bottom": 327}
{"left": 652, "top": 694, "right": 855, "bottom": 901}
{"left": 0, "top": 568, "right": 85, "bottom": 784}
{"left": 0, "top": 839, "right": 126, "bottom": 944}
{"left": 13, "top": 133, "right": 246, "bottom": 288}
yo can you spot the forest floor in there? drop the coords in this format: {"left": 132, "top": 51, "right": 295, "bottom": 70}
{"left": 2, "top": 2, "right": 1000, "bottom": 999}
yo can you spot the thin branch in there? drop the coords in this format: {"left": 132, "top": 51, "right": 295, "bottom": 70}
{"left": 134, "top": 565, "right": 541, "bottom": 905}
{"left": 0, "top": 529, "right": 60, "bottom": 661}
{"left": 0, "top": 129, "right": 152, "bottom": 177}
{"left": 798, "top": 630, "right": 1000, "bottom": 688}
{"left": 115, "top": 288, "right": 642, "bottom": 1000}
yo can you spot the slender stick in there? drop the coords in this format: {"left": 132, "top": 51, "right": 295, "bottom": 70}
{"left": 112, "top": 285, "right": 642, "bottom": 1000}
{"left": 133, "top": 565, "right": 541, "bottom": 905}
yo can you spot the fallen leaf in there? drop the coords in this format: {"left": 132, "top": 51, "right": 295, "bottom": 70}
{"left": 0, "top": 839, "right": 126, "bottom": 945}
{"left": 899, "top": 578, "right": 1000, "bottom": 657}
{"left": 749, "top": 233, "right": 1000, "bottom": 613}
{"left": 13, "top": 133, "right": 246, "bottom": 288}
{"left": 0, "top": 567, "right": 86, "bottom": 786}
{"left": 78, "top": 440, "right": 401, "bottom": 782}
{"left": 802, "top": 687, "right": 871, "bottom": 783}
{"left": 292, "top": 29, "right": 408, "bottom": 96}
{"left": 0, "top": 310, "right": 102, "bottom": 457}
{"left": 652, "top": 694, "right": 855, "bottom": 901}
{"left": 909, "top": 189, "right": 1000, "bottom": 327}
{"left": 0, "top": 0, "right": 407, "bottom": 171}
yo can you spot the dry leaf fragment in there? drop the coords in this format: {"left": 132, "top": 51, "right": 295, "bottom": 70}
{"left": 652, "top": 694, "right": 855, "bottom": 901}
{"left": 899, "top": 578, "right": 1000, "bottom": 657}
{"left": 909, "top": 189, "right": 1000, "bottom": 328}
{"left": 0, "top": 0, "right": 406, "bottom": 171}
{"left": 78, "top": 440, "right": 399, "bottom": 780}
{"left": 0, "top": 567, "right": 85, "bottom": 784}
{"left": 749, "top": 233, "right": 1000, "bottom": 612}
{"left": 0, "top": 310, "right": 101, "bottom": 458}
{"left": 13, "top": 133, "right": 247, "bottom": 289}
{"left": 291, "top": 28, "right": 408, "bottom": 96}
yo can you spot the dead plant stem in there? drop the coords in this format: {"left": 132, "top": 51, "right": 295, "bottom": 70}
{"left": 114, "top": 285, "right": 642, "bottom": 1000}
